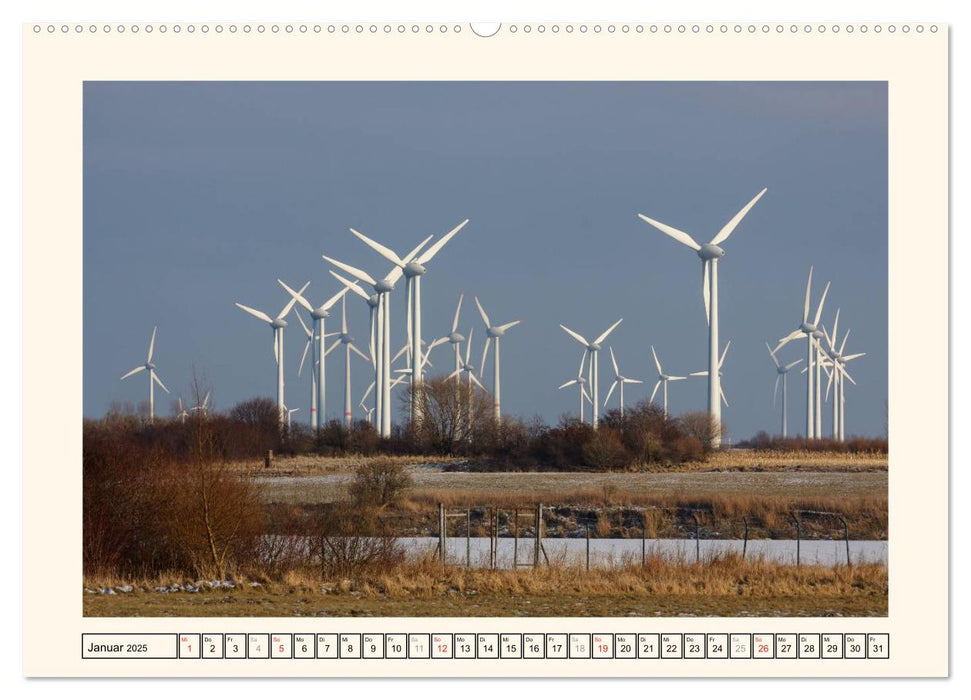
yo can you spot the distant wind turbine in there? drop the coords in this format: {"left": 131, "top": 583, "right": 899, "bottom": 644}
{"left": 774, "top": 267, "right": 830, "bottom": 439}
{"left": 691, "top": 341, "right": 731, "bottom": 408}
{"left": 766, "top": 342, "right": 803, "bottom": 438}
{"left": 120, "top": 326, "right": 169, "bottom": 424}
{"left": 324, "top": 295, "right": 372, "bottom": 428}
{"left": 235, "top": 281, "right": 309, "bottom": 425}
{"left": 558, "top": 349, "right": 592, "bottom": 423}
{"left": 475, "top": 297, "right": 522, "bottom": 423}
{"left": 278, "top": 280, "right": 350, "bottom": 430}
{"left": 604, "top": 347, "right": 643, "bottom": 418}
{"left": 638, "top": 188, "right": 767, "bottom": 447}
{"left": 649, "top": 345, "right": 687, "bottom": 418}
{"left": 559, "top": 319, "right": 623, "bottom": 429}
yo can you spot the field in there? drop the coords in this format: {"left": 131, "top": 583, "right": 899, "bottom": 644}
{"left": 83, "top": 556, "right": 888, "bottom": 618}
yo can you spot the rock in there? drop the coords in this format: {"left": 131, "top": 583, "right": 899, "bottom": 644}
{"left": 100, "top": 588, "right": 116, "bottom": 595}
{"left": 118, "top": 585, "right": 134, "bottom": 593}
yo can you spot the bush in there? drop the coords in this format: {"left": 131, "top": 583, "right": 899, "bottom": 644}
{"left": 348, "top": 457, "right": 413, "bottom": 509}
{"left": 309, "top": 503, "right": 404, "bottom": 578}
{"left": 581, "top": 428, "right": 629, "bottom": 470}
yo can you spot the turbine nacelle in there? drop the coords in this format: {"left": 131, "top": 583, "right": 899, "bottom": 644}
{"left": 146, "top": 362, "right": 156, "bottom": 371}
{"left": 403, "top": 261, "right": 427, "bottom": 277}
{"left": 588, "top": 342, "right": 602, "bottom": 351}
{"left": 311, "top": 307, "right": 331, "bottom": 320}
{"left": 448, "top": 331, "right": 466, "bottom": 344}
{"left": 374, "top": 279, "right": 395, "bottom": 294}
{"left": 271, "top": 318, "right": 288, "bottom": 329}
{"left": 799, "top": 321, "right": 817, "bottom": 334}
{"left": 697, "top": 243, "right": 725, "bottom": 260}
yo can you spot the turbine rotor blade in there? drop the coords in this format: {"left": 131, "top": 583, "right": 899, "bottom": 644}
{"left": 350, "top": 228, "right": 405, "bottom": 267}
{"left": 709, "top": 187, "right": 767, "bottom": 246}
{"left": 324, "top": 338, "right": 342, "bottom": 357}
{"left": 803, "top": 266, "right": 813, "bottom": 323}
{"left": 321, "top": 285, "right": 350, "bottom": 312}
{"left": 668, "top": 376, "right": 687, "bottom": 381}
{"left": 651, "top": 345, "right": 663, "bottom": 376}
{"left": 465, "top": 327, "right": 474, "bottom": 365}
{"left": 577, "top": 348, "right": 588, "bottom": 378}
{"left": 120, "top": 365, "right": 146, "bottom": 380}
{"left": 785, "top": 359, "right": 804, "bottom": 371}
{"left": 719, "top": 385, "right": 729, "bottom": 407}
{"left": 766, "top": 342, "right": 781, "bottom": 368}
{"left": 416, "top": 218, "right": 469, "bottom": 264}
{"left": 278, "top": 279, "right": 314, "bottom": 313}
{"left": 559, "top": 324, "right": 589, "bottom": 347}
{"left": 650, "top": 381, "right": 661, "bottom": 403}
{"left": 235, "top": 303, "right": 274, "bottom": 325}
{"left": 773, "top": 375, "right": 780, "bottom": 405}
{"left": 842, "top": 352, "right": 866, "bottom": 362}
{"left": 278, "top": 281, "right": 311, "bottom": 319}
{"left": 719, "top": 340, "right": 731, "bottom": 369}
{"left": 604, "top": 381, "right": 618, "bottom": 407}
{"left": 496, "top": 320, "right": 521, "bottom": 333}
{"left": 813, "top": 281, "right": 831, "bottom": 327}
{"left": 558, "top": 379, "right": 578, "bottom": 390}
{"left": 609, "top": 346, "right": 619, "bottom": 377}
{"left": 349, "top": 343, "right": 371, "bottom": 362}
{"left": 470, "top": 373, "right": 487, "bottom": 392}
{"left": 480, "top": 337, "right": 492, "bottom": 376}
{"left": 152, "top": 371, "right": 170, "bottom": 394}
{"left": 474, "top": 296, "right": 491, "bottom": 329}
{"left": 451, "top": 293, "right": 464, "bottom": 333}
{"left": 322, "top": 256, "right": 377, "bottom": 287}
{"left": 328, "top": 271, "right": 371, "bottom": 300}
{"left": 594, "top": 318, "right": 623, "bottom": 345}
{"left": 147, "top": 326, "right": 157, "bottom": 363}
{"left": 637, "top": 213, "right": 702, "bottom": 251}
{"left": 703, "top": 260, "right": 711, "bottom": 325}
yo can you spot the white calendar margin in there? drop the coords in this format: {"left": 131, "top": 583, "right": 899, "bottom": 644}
{"left": 21, "top": 22, "right": 947, "bottom": 677}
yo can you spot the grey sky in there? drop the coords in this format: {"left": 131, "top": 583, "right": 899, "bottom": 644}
{"left": 83, "top": 81, "right": 887, "bottom": 440}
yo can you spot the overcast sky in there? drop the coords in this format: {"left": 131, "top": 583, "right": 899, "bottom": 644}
{"left": 83, "top": 81, "right": 887, "bottom": 440}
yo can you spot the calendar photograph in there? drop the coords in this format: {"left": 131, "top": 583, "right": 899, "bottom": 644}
{"left": 80, "top": 79, "right": 889, "bottom": 619}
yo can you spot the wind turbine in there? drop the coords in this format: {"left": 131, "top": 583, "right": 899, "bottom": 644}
{"left": 475, "top": 297, "right": 522, "bottom": 423}
{"left": 559, "top": 319, "right": 623, "bottom": 429}
{"left": 774, "top": 267, "right": 830, "bottom": 439}
{"left": 690, "top": 341, "right": 731, "bottom": 408}
{"left": 285, "top": 406, "right": 300, "bottom": 430}
{"left": 191, "top": 391, "right": 210, "bottom": 416}
{"left": 120, "top": 326, "right": 169, "bottom": 424}
{"left": 176, "top": 397, "right": 189, "bottom": 424}
{"left": 558, "top": 349, "right": 592, "bottom": 423}
{"left": 604, "top": 347, "right": 643, "bottom": 418}
{"left": 350, "top": 220, "right": 469, "bottom": 424}
{"left": 235, "top": 281, "right": 309, "bottom": 425}
{"left": 823, "top": 326, "right": 865, "bottom": 441}
{"left": 278, "top": 280, "right": 350, "bottom": 430}
{"left": 649, "top": 345, "right": 688, "bottom": 418}
{"left": 324, "top": 295, "right": 372, "bottom": 428}
{"left": 324, "top": 236, "right": 431, "bottom": 437}
{"left": 766, "top": 342, "right": 803, "bottom": 438}
{"left": 638, "top": 188, "right": 767, "bottom": 447}
{"left": 447, "top": 327, "right": 488, "bottom": 437}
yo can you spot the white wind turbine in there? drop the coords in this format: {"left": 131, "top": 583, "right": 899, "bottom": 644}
{"left": 176, "top": 397, "right": 189, "bottom": 424}
{"left": 278, "top": 280, "right": 350, "bottom": 430}
{"left": 774, "top": 267, "right": 830, "bottom": 439}
{"left": 235, "top": 281, "right": 309, "bottom": 425}
{"left": 649, "top": 345, "right": 688, "bottom": 418}
{"left": 324, "top": 295, "right": 372, "bottom": 428}
{"left": 350, "top": 220, "right": 469, "bottom": 424}
{"left": 638, "top": 188, "right": 767, "bottom": 447}
{"left": 285, "top": 407, "right": 300, "bottom": 430}
{"left": 475, "top": 297, "right": 523, "bottom": 424}
{"left": 120, "top": 326, "right": 169, "bottom": 424}
{"left": 559, "top": 319, "right": 623, "bottom": 429}
{"left": 604, "top": 347, "right": 643, "bottom": 418}
{"left": 447, "top": 327, "right": 488, "bottom": 435}
{"left": 324, "top": 236, "right": 431, "bottom": 437}
{"left": 690, "top": 341, "right": 731, "bottom": 408}
{"left": 766, "top": 342, "right": 803, "bottom": 438}
{"left": 191, "top": 391, "right": 210, "bottom": 416}
{"left": 558, "top": 349, "right": 592, "bottom": 423}
{"left": 823, "top": 325, "right": 866, "bottom": 441}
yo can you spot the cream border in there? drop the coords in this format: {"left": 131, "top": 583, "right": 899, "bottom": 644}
{"left": 22, "top": 23, "right": 947, "bottom": 677}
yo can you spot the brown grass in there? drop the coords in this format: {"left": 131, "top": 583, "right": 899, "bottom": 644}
{"left": 83, "top": 554, "right": 888, "bottom": 618}
{"left": 227, "top": 453, "right": 460, "bottom": 476}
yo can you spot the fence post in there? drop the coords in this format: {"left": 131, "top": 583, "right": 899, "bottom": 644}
{"left": 438, "top": 503, "right": 446, "bottom": 564}
{"left": 513, "top": 508, "right": 519, "bottom": 568}
{"left": 840, "top": 515, "right": 850, "bottom": 566}
{"left": 264, "top": 449, "right": 273, "bottom": 470}
{"left": 742, "top": 516, "right": 749, "bottom": 560}
{"left": 642, "top": 511, "right": 647, "bottom": 567}
{"left": 466, "top": 508, "right": 471, "bottom": 569}
{"left": 534, "top": 504, "right": 542, "bottom": 569}
{"left": 586, "top": 523, "right": 591, "bottom": 571}
{"left": 689, "top": 511, "right": 700, "bottom": 563}
{"left": 790, "top": 513, "right": 801, "bottom": 566}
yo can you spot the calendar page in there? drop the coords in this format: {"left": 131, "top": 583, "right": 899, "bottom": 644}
{"left": 21, "top": 19, "right": 946, "bottom": 678}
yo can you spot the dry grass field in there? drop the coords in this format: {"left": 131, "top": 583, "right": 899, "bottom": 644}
{"left": 83, "top": 555, "right": 888, "bottom": 617}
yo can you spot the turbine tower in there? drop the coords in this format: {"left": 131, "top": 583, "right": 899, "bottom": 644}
{"left": 638, "top": 188, "right": 767, "bottom": 448}
{"left": 604, "top": 347, "right": 643, "bottom": 418}
{"left": 823, "top": 326, "right": 865, "bottom": 441}
{"left": 775, "top": 267, "right": 830, "bottom": 439}
{"left": 324, "top": 236, "right": 430, "bottom": 437}
{"left": 649, "top": 345, "right": 687, "bottom": 418}
{"left": 559, "top": 319, "right": 623, "bottom": 429}
{"left": 235, "top": 281, "right": 308, "bottom": 426}
{"left": 558, "top": 349, "right": 592, "bottom": 423}
{"left": 475, "top": 297, "right": 522, "bottom": 423}
{"left": 447, "top": 327, "right": 488, "bottom": 436}
{"left": 120, "top": 326, "right": 169, "bottom": 424}
{"left": 350, "top": 219, "right": 469, "bottom": 424}
{"left": 324, "top": 296, "right": 372, "bottom": 428}
{"left": 766, "top": 342, "right": 803, "bottom": 438}
{"left": 279, "top": 280, "right": 350, "bottom": 430}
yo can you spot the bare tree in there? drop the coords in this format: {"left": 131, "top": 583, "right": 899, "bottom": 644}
{"left": 403, "top": 375, "right": 493, "bottom": 454}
